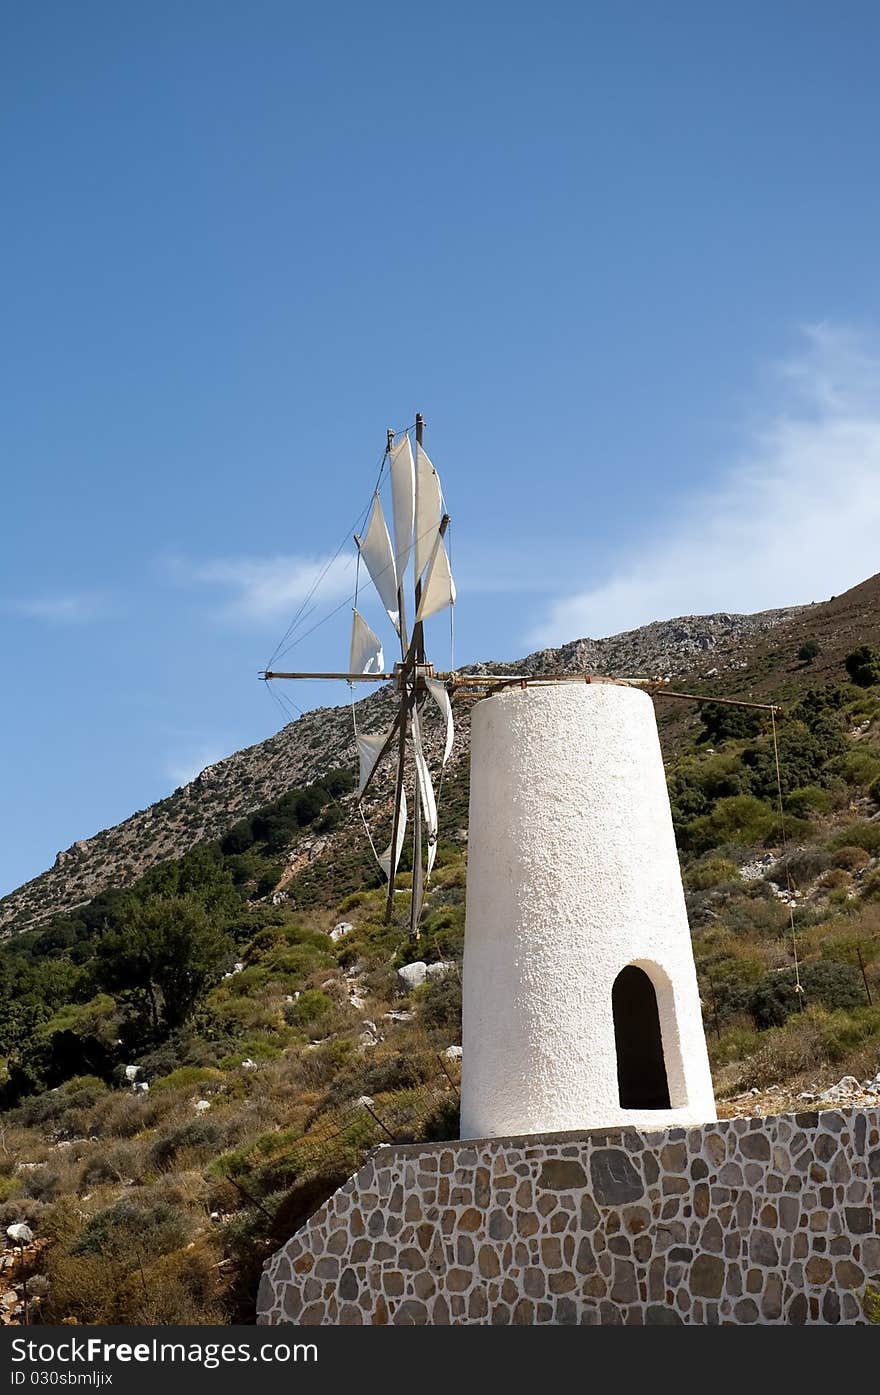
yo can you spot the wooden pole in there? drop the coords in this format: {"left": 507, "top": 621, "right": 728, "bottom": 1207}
{"left": 385, "top": 422, "right": 412, "bottom": 927}
{"left": 263, "top": 671, "right": 395, "bottom": 682}
{"left": 384, "top": 687, "right": 410, "bottom": 925}
{"left": 410, "top": 413, "right": 425, "bottom": 944}
{"left": 857, "top": 946, "right": 873, "bottom": 1006}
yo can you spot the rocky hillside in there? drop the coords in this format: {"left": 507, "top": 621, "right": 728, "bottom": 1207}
{"left": 2, "top": 574, "right": 880, "bottom": 1324}
{"left": 1, "top": 601, "right": 809, "bottom": 936}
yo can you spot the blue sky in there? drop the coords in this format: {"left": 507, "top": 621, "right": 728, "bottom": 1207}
{"left": 4, "top": 2, "right": 880, "bottom": 895}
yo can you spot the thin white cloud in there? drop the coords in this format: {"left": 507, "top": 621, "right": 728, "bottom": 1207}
{"left": 7, "top": 593, "right": 115, "bottom": 623}
{"left": 529, "top": 324, "right": 880, "bottom": 645}
{"left": 170, "top": 553, "right": 356, "bottom": 624}
{"left": 165, "top": 744, "right": 228, "bottom": 789}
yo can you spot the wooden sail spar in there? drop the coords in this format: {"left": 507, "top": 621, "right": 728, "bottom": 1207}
{"left": 261, "top": 413, "right": 781, "bottom": 940}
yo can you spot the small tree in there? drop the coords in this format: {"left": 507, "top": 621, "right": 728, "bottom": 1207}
{"left": 798, "top": 639, "right": 819, "bottom": 663}
{"left": 95, "top": 894, "right": 232, "bottom": 1034}
{"left": 845, "top": 645, "right": 880, "bottom": 688}
{"left": 698, "top": 701, "right": 763, "bottom": 744}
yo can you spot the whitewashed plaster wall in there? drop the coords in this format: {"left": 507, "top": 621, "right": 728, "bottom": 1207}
{"left": 460, "top": 682, "right": 716, "bottom": 1138}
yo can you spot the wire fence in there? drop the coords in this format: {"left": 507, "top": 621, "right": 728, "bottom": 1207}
{"left": 226, "top": 1060, "right": 461, "bottom": 1208}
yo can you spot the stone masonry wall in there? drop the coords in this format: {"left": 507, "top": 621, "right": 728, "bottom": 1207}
{"left": 257, "top": 1108, "right": 880, "bottom": 1326}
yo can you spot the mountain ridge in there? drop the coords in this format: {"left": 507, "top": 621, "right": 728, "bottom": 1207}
{"left": 0, "top": 592, "right": 849, "bottom": 937}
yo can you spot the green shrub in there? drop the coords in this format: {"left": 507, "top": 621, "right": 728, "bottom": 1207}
{"left": 784, "top": 786, "right": 832, "bottom": 817}
{"left": 833, "top": 749, "right": 880, "bottom": 788}
{"left": 151, "top": 1119, "right": 223, "bottom": 1170}
{"left": 831, "top": 844, "right": 871, "bottom": 872}
{"left": 747, "top": 961, "right": 865, "bottom": 1029}
{"left": 771, "top": 848, "right": 831, "bottom": 890}
{"left": 830, "top": 822, "right": 880, "bottom": 856}
{"left": 684, "top": 796, "right": 777, "bottom": 855}
{"left": 698, "top": 703, "right": 763, "bottom": 744}
{"left": 818, "top": 868, "right": 851, "bottom": 892}
{"left": 150, "top": 1066, "right": 224, "bottom": 1094}
{"left": 860, "top": 871, "right": 880, "bottom": 901}
{"left": 798, "top": 640, "right": 820, "bottom": 663}
{"left": 415, "top": 974, "right": 462, "bottom": 1037}
{"left": 60, "top": 1074, "right": 107, "bottom": 1096}
{"left": 684, "top": 857, "right": 740, "bottom": 891}
{"left": 73, "top": 1196, "right": 192, "bottom": 1260}
{"left": 282, "top": 990, "right": 337, "bottom": 1040}
{"left": 818, "top": 1006, "right": 880, "bottom": 1062}
{"left": 846, "top": 645, "right": 880, "bottom": 688}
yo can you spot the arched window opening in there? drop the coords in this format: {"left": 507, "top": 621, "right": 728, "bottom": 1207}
{"left": 612, "top": 965, "right": 671, "bottom": 1109}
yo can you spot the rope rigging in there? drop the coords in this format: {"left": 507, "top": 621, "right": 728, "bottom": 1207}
{"left": 770, "top": 707, "right": 804, "bottom": 1004}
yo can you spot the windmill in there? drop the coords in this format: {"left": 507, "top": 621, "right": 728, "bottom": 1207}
{"left": 263, "top": 415, "right": 456, "bottom": 940}
{"left": 262, "top": 412, "right": 784, "bottom": 946}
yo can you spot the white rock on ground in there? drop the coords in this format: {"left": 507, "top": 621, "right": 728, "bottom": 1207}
{"left": 397, "top": 962, "right": 427, "bottom": 990}
{"left": 6, "top": 1224, "right": 33, "bottom": 1245}
{"left": 329, "top": 922, "right": 354, "bottom": 942}
{"left": 426, "top": 961, "right": 456, "bottom": 980}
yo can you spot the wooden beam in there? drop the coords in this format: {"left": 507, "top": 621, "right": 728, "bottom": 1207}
{"left": 262, "top": 671, "right": 395, "bottom": 682}
{"left": 384, "top": 688, "right": 411, "bottom": 925}
{"left": 263, "top": 669, "right": 781, "bottom": 713}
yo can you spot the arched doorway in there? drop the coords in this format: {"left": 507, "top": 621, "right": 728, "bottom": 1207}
{"left": 612, "top": 965, "right": 671, "bottom": 1109}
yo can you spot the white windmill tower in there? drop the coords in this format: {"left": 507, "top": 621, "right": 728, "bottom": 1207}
{"left": 458, "top": 679, "right": 720, "bottom": 1138}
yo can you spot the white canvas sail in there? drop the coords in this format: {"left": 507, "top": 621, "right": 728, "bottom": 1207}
{"left": 426, "top": 676, "right": 455, "bottom": 766}
{"left": 414, "top": 443, "right": 443, "bottom": 582}
{"left": 349, "top": 609, "right": 384, "bottom": 676}
{"left": 415, "top": 534, "right": 456, "bottom": 622}
{"left": 389, "top": 433, "right": 415, "bottom": 580}
{"left": 356, "top": 726, "right": 392, "bottom": 795}
{"left": 357, "top": 494, "right": 399, "bottom": 631}
{"left": 378, "top": 786, "right": 407, "bottom": 881}
{"left": 412, "top": 711, "right": 439, "bottom": 880}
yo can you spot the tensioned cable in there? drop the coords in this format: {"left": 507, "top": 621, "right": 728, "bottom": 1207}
{"left": 264, "top": 435, "right": 399, "bottom": 672}
{"left": 770, "top": 707, "right": 803, "bottom": 1005}
{"left": 348, "top": 547, "right": 384, "bottom": 872}
{"left": 264, "top": 648, "right": 389, "bottom": 866}
{"left": 265, "top": 421, "right": 419, "bottom": 669}
{"left": 270, "top": 512, "right": 453, "bottom": 665}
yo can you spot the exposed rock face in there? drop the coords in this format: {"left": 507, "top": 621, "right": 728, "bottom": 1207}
{"left": 257, "top": 1107, "right": 880, "bottom": 1326}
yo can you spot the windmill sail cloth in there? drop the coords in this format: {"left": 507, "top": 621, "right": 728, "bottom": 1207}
{"left": 415, "top": 534, "right": 456, "bottom": 622}
{"left": 349, "top": 609, "right": 384, "bottom": 676}
{"left": 414, "top": 444, "right": 443, "bottom": 582}
{"left": 357, "top": 495, "right": 399, "bottom": 631}
{"left": 379, "top": 786, "right": 407, "bottom": 881}
{"left": 389, "top": 434, "right": 415, "bottom": 580}
{"left": 426, "top": 677, "right": 454, "bottom": 766}
{"left": 356, "top": 726, "right": 393, "bottom": 795}
{"left": 412, "top": 711, "right": 439, "bottom": 880}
